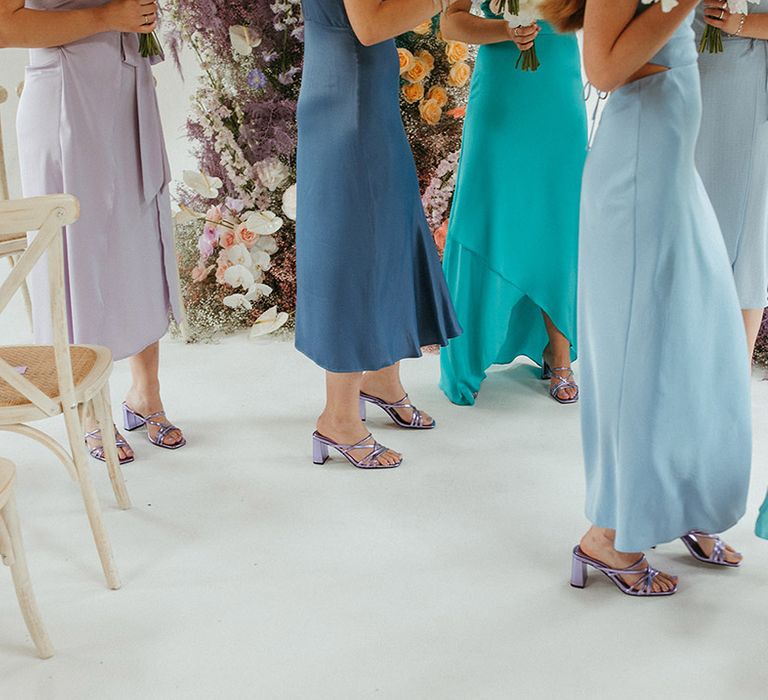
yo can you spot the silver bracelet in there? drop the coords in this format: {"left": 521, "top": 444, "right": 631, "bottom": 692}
{"left": 733, "top": 13, "right": 747, "bottom": 37}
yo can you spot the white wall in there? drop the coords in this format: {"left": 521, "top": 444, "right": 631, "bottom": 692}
{"left": 0, "top": 46, "right": 201, "bottom": 198}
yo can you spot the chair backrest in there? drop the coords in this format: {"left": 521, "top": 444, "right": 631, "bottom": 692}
{"left": 0, "top": 195, "right": 80, "bottom": 417}
{"left": 0, "top": 85, "right": 9, "bottom": 202}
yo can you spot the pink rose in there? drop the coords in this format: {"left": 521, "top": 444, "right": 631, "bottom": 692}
{"left": 219, "top": 229, "right": 237, "bottom": 249}
{"left": 236, "top": 223, "right": 257, "bottom": 248}
{"left": 215, "top": 258, "right": 233, "bottom": 285}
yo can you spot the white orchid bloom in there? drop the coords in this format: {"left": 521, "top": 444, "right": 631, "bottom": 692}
{"left": 255, "top": 235, "right": 279, "bottom": 255}
{"left": 224, "top": 242, "right": 251, "bottom": 267}
{"left": 224, "top": 263, "right": 255, "bottom": 290}
{"left": 251, "top": 249, "right": 272, "bottom": 272}
{"left": 641, "top": 0, "right": 679, "bottom": 12}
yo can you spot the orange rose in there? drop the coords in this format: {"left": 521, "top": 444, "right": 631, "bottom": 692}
{"left": 236, "top": 223, "right": 257, "bottom": 248}
{"left": 445, "top": 41, "right": 469, "bottom": 65}
{"left": 434, "top": 220, "right": 449, "bottom": 255}
{"left": 412, "top": 20, "right": 432, "bottom": 35}
{"left": 398, "top": 47, "right": 416, "bottom": 75}
{"left": 402, "top": 82, "right": 425, "bottom": 104}
{"left": 419, "top": 98, "right": 442, "bottom": 126}
{"left": 427, "top": 85, "right": 448, "bottom": 108}
{"left": 447, "top": 62, "right": 471, "bottom": 88}
{"left": 416, "top": 49, "right": 435, "bottom": 72}
{"left": 404, "top": 58, "right": 430, "bottom": 84}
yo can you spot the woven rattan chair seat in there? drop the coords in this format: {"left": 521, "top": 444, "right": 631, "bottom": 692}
{"left": 0, "top": 345, "right": 111, "bottom": 412}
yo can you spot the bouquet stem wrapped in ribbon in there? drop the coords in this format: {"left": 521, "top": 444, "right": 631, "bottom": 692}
{"left": 699, "top": 0, "right": 759, "bottom": 53}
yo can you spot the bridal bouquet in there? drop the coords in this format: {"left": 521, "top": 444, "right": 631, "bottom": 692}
{"left": 698, "top": 0, "right": 760, "bottom": 53}
{"left": 488, "top": 1, "right": 545, "bottom": 71}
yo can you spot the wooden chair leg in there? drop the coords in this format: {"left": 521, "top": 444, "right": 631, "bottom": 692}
{"left": 61, "top": 405, "right": 121, "bottom": 590}
{"left": 90, "top": 387, "right": 131, "bottom": 510}
{"left": 1, "top": 492, "right": 54, "bottom": 659}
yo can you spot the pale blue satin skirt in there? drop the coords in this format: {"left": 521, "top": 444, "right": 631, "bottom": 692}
{"left": 579, "top": 64, "right": 752, "bottom": 552}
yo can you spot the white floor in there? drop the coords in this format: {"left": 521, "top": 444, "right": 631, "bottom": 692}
{"left": 1, "top": 294, "right": 767, "bottom": 700}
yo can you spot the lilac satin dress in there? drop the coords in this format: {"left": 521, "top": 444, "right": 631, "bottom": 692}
{"left": 16, "top": 0, "right": 182, "bottom": 360}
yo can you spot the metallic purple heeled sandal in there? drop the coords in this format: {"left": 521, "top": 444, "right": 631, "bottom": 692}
{"left": 85, "top": 428, "right": 135, "bottom": 465}
{"left": 359, "top": 392, "right": 435, "bottom": 429}
{"left": 570, "top": 546, "right": 678, "bottom": 597}
{"left": 122, "top": 403, "right": 186, "bottom": 450}
{"left": 542, "top": 359, "right": 579, "bottom": 405}
{"left": 312, "top": 431, "right": 402, "bottom": 469}
{"left": 680, "top": 531, "right": 741, "bottom": 568}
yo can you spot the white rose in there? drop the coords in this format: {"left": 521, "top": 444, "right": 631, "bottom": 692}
{"left": 282, "top": 184, "right": 297, "bottom": 221}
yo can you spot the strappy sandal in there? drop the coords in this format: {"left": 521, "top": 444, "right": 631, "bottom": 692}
{"left": 570, "top": 546, "right": 678, "bottom": 597}
{"left": 122, "top": 403, "right": 186, "bottom": 450}
{"left": 680, "top": 531, "right": 742, "bottom": 568}
{"left": 312, "top": 431, "right": 402, "bottom": 469}
{"left": 85, "top": 427, "right": 135, "bottom": 465}
{"left": 359, "top": 392, "right": 436, "bottom": 429}
{"left": 542, "top": 359, "right": 579, "bottom": 405}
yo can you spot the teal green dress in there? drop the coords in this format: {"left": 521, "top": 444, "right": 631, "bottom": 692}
{"left": 439, "top": 10, "right": 587, "bottom": 405}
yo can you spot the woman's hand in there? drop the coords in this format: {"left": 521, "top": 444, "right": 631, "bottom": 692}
{"left": 505, "top": 22, "right": 540, "bottom": 51}
{"left": 702, "top": 0, "right": 743, "bottom": 35}
{"left": 97, "top": 0, "right": 158, "bottom": 34}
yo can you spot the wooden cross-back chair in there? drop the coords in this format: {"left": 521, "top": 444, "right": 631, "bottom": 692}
{"left": 0, "top": 194, "right": 131, "bottom": 591}
{"left": 0, "top": 456, "right": 54, "bottom": 659}
{"left": 0, "top": 84, "right": 33, "bottom": 331}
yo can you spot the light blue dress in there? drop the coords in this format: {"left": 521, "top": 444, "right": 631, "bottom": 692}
{"left": 439, "top": 7, "right": 587, "bottom": 406}
{"left": 695, "top": 2, "right": 768, "bottom": 310}
{"left": 295, "top": 0, "right": 461, "bottom": 372}
{"left": 579, "top": 8, "right": 752, "bottom": 552}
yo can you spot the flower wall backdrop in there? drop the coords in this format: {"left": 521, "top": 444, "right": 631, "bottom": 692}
{"left": 165, "top": 4, "right": 472, "bottom": 341}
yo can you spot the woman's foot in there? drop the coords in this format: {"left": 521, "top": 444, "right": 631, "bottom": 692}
{"left": 360, "top": 375, "right": 434, "bottom": 428}
{"left": 123, "top": 390, "right": 184, "bottom": 448}
{"left": 85, "top": 424, "right": 134, "bottom": 463}
{"left": 580, "top": 527, "right": 677, "bottom": 594}
{"left": 543, "top": 345, "right": 578, "bottom": 402}
{"left": 316, "top": 415, "right": 401, "bottom": 467}
{"left": 682, "top": 532, "right": 743, "bottom": 566}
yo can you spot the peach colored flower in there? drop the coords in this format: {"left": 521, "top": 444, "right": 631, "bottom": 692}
{"left": 445, "top": 41, "right": 469, "bottom": 65}
{"left": 236, "top": 223, "right": 257, "bottom": 248}
{"left": 412, "top": 20, "right": 433, "bottom": 35}
{"left": 434, "top": 220, "right": 449, "bottom": 255}
{"left": 215, "top": 258, "right": 233, "bottom": 285}
{"left": 402, "top": 82, "right": 425, "bottom": 104}
{"left": 191, "top": 261, "right": 214, "bottom": 283}
{"left": 404, "top": 58, "right": 430, "bottom": 84}
{"left": 219, "top": 229, "right": 237, "bottom": 249}
{"left": 419, "top": 98, "right": 443, "bottom": 126}
{"left": 448, "top": 62, "right": 471, "bottom": 88}
{"left": 427, "top": 85, "right": 448, "bottom": 108}
{"left": 398, "top": 48, "right": 416, "bottom": 75}
{"left": 446, "top": 106, "right": 467, "bottom": 119}
{"left": 415, "top": 49, "right": 435, "bottom": 72}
